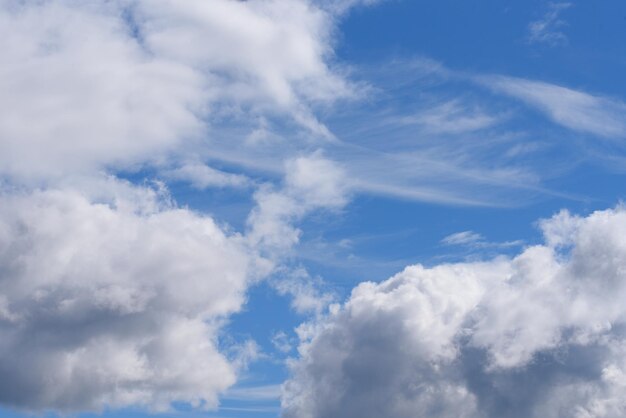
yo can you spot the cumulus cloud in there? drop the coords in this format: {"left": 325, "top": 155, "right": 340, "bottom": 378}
{"left": 0, "top": 182, "right": 269, "bottom": 412}
{"left": 283, "top": 207, "right": 626, "bottom": 418}
{"left": 0, "top": 154, "right": 347, "bottom": 412}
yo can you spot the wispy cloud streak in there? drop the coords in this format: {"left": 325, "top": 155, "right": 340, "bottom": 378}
{"left": 527, "top": 2, "right": 572, "bottom": 46}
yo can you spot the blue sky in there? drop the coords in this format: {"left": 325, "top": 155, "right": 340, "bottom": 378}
{"left": 1, "top": 1, "right": 626, "bottom": 417}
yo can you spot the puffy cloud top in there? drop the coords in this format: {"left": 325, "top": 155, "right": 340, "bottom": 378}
{"left": 283, "top": 207, "right": 626, "bottom": 418}
{"left": 0, "top": 184, "right": 261, "bottom": 412}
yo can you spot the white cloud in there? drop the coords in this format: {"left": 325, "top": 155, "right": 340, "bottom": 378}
{"left": 247, "top": 154, "right": 349, "bottom": 255}
{"left": 135, "top": 0, "right": 352, "bottom": 135}
{"left": 483, "top": 76, "right": 626, "bottom": 138}
{"left": 283, "top": 206, "right": 626, "bottom": 418}
{"left": 441, "top": 230, "right": 523, "bottom": 250}
{"left": 0, "top": 0, "right": 364, "bottom": 411}
{"left": 0, "top": 151, "right": 346, "bottom": 413}
{"left": 0, "top": 0, "right": 204, "bottom": 182}
{"left": 284, "top": 153, "right": 350, "bottom": 209}
{"left": 0, "top": 182, "right": 270, "bottom": 412}
{"left": 164, "top": 163, "right": 251, "bottom": 189}
{"left": 527, "top": 2, "right": 572, "bottom": 46}
{"left": 0, "top": 0, "right": 354, "bottom": 183}
{"left": 271, "top": 331, "right": 295, "bottom": 354}
{"left": 272, "top": 268, "right": 337, "bottom": 316}
{"left": 4, "top": 0, "right": 625, "bottom": 415}
{"left": 398, "top": 100, "right": 499, "bottom": 134}
{"left": 441, "top": 230, "right": 484, "bottom": 246}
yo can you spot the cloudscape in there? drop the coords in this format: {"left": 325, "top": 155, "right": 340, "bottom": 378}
{"left": 1, "top": 1, "right": 625, "bottom": 418}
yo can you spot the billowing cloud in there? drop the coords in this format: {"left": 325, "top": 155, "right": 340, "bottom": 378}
{"left": 0, "top": 181, "right": 269, "bottom": 412}
{"left": 283, "top": 207, "right": 626, "bottom": 418}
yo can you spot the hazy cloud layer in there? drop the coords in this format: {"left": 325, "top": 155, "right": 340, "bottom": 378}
{"left": 283, "top": 207, "right": 626, "bottom": 418}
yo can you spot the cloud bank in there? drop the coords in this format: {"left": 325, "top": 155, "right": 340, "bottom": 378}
{"left": 283, "top": 207, "right": 626, "bottom": 418}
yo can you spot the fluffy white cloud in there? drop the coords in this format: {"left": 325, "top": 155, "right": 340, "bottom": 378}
{"left": 0, "top": 0, "right": 202, "bottom": 182}
{"left": 136, "top": 0, "right": 349, "bottom": 102}
{"left": 284, "top": 154, "right": 349, "bottom": 209}
{"left": 0, "top": 0, "right": 353, "bottom": 183}
{"left": 0, "top": 182, "right": 269, "bottom": 412}
{"left": 247, "top": 154, "right": 348, "bottom": 254}
{"left": 0, "top": 182, "right": 272, "bottom": 411}
{"left": 282, "top": 207, "right": 626, "bottom": 418}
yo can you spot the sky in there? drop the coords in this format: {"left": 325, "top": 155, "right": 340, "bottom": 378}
{"left": 1, "top": 0, "right": 626, "bottom": 417}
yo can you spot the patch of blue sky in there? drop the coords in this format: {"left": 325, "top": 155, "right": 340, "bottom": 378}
{"left": 338, "top": 0, "right": 626, "bottom": 93}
